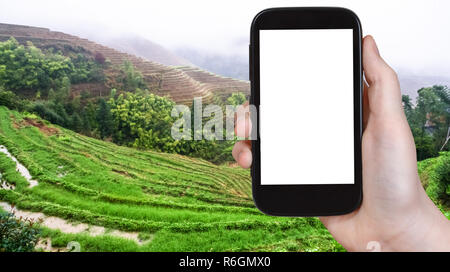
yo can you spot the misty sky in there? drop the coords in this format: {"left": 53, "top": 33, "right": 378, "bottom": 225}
{"left": 1, "top": 0, "right": 450, "bottom": 76}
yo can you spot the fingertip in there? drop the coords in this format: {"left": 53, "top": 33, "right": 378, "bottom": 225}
{"left": 232, "top": 140, "right": 252, "bottom": 166}
{"left": 238, "top": 149, "right": 252, "bottom": 169}
{"left": 363, "top": 35, "right": 379, "bottom": 56}
{"left": 363, "top": 35, "right": 381, "bottom": 74}
{"left": 363, "top": 35, "right": 398, "bottom": 88}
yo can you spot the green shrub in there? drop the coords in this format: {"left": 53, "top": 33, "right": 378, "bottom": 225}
{"left": 435, "top": 153, "right": 450, "bottom": 198}
{"left": 117, "top": 61, "right": 147, "bottom": 91}
{"left": 0, "top": 90, "right": 27, "bottom": 111}
{"left": 0, "top": 211, "right": 41, "bottom": 252}
{"left": 31, "top": 102, "right": 66, "bottom": 126}
{"left": 0, "top": 37, "right": 73, "bottom": 94}
{"left": 424, "top": 152, "right": 450, "bottom": 204}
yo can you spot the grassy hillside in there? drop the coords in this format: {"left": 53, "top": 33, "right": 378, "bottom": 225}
{"left": 0, "top": 106, "right": 339, "bottom": 252}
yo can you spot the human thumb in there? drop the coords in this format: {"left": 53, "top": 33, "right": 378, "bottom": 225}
{"left": 363, "top": 35, "right": 403, "bottom": 117}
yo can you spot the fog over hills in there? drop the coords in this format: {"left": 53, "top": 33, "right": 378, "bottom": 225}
{"left": 175, "top": 46, "right": 450, "bottom": 101}
{"left": 3, "top": 20, "right": 446, "bottom": 102}
{"left": 83, "top": 33, "right": 193, "bottom": 67}
{"left": 2, "top": 0, "right": 449, "bottom": 103}
{"left": 176, "top": 48, "right": 249, "bottom": 81}
{"left": 396, "top": 72, "right": 450, "bottom": 102}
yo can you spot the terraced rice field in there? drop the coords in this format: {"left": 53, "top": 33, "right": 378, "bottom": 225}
{"left": 0, "top": 106, "right": 339, "bottom": 252}
{"left": 0, "top": 23, "right": 250, "bottom": 105}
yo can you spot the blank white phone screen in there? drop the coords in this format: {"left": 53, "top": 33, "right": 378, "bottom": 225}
{"left": 259, "top": 29, "right": 354, "bottom": 185}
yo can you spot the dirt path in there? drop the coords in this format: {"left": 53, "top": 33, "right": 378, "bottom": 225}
{"left": 0, "top": 145, "right": 152, "bottom": 248}
{"left": 0, "top": 145, "right": 38, "bottom": 188}
{"left": 0, "top": 202, "right": 150, "bottom": 245}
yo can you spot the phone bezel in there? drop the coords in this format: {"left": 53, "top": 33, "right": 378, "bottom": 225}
{"left": 250, "top": 7, "right": 363, "bottom": 216}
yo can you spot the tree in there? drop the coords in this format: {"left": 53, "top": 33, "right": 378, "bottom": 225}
{"left": 31, "top": 102, "right": 64, "bottom": 126}
{"left": 70, "top": 53, "right": 105, "bottom": 83}
{"left": 403, "top": 85, "right": 450, "bottom": 160}
{"left": 108, "top": 92, "right": 175, "bottom": 150}
{"left": 96, "top": 98, "right": 113, "bottom": 139}
{"left": 118, "top": 61, "right": 147, "bottom": 92}
{"left": 226, "top": 92, "right": 247, "bottom": 106}
{"left": 81, "top": 110, "right": 92, "bottom": 134}
{"left": 0, "top": 90, "right": 25, "bottom": 110}
{"left": 71, "top": 112, "right": 82, "bottom": 132}
{"left": 0, "top": 37, "right": 73, "bottom": 94}
{"left": 53, "top": 102, "right": 70, "bottom": 127}
{"left": 84, "top": 101, "right": 98, "bottom": 129}
{"left": 94, "top": 52, "right": 106, "bottom": 65}
{"left": 402, "top": 94, "right": 413, "bottom": 120}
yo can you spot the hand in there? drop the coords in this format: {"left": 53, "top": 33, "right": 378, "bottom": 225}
{"left": 232, "top": 35, "right": 450, "bottom": 252}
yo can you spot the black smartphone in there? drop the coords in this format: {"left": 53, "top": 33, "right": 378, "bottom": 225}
{"left": 250, "top": 7, "right": 363, "bottom": 216}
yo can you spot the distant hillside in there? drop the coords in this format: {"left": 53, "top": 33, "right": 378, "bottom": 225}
{"left": 92, "top": 34, "right": 193, "bottom": 67}
{"left": 176, "top": 48, "right": 249, "bottom": 80}
{"left": 0, "top": 23, "right": 249, "bottom": 104}
{"left": 177, "top": 47, "right": 450, "bottom": 102}
{"left": 397, "top": 72, "right": 450, "bottom": 102}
